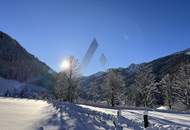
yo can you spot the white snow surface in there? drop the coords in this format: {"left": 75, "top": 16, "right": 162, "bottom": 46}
{"left": 186, "top": 51, "right": 190, "bottom": 55}
{"left": 80, "top": 105, "right": 190, "bottom": 130}
{"left": 0, "top": 97, "right": 56, "bottom": 130}
{"left": 0, "top": 97, "right": 190, "bottom": 130}
{"left": 156, "top": 106, "right": 169, "bottom": 110}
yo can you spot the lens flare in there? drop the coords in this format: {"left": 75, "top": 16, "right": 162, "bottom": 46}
{"left": 60, "top": 59, "right": 70, "bottom": 70}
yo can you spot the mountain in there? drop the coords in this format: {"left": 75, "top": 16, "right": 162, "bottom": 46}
{"left": 80, "top": 48, "right": 190, "bottom": 101}
{"left": 0, "top": 31, "right": 56, "bottom": 90}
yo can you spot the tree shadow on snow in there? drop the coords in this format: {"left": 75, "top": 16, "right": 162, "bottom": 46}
{"left": 127, "top": 111, "right": 190, "bottom": 128}
{"left": 41, "top": 102, "right": 116, "bottom": 130}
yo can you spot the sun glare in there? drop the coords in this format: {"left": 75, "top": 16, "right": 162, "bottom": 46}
{"left": 60, "top": 59, "right": 70, "bottom": 70}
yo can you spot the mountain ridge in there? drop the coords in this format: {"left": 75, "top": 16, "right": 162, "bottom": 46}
{"left": 80, "top": 48, "right": 190, "bottom": 101}
{"left": 0, "top": 31, "right": 55, "bottom": 89}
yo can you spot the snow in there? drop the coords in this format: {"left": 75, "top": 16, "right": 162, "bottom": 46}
{"left": 0, "top": 78, "right": 51, "bottom": 98}
{"left": 186, "top": 51, "right": 190, "bottom": 55}
{"left": 0, "top": 97, "right": 190, "bottom": 130}
{"left": 156, "top": 106, "right": 169, "bottom": 110}
{"left": 0, "top": 97, "right": 56, "bottom": 130}
{"left": 122, "top": 110, "right": 190, "bottom": 129}
{"left": 79, "top": 105, "right": 190, "bottom": 130}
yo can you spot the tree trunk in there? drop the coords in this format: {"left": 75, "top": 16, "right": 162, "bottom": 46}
{"left": 111, "top": 92, "right": 115, "bottom": 107}
{"left": 168, "top": 100, "right": 172, "bottom": 109}
{"left": 168, "top": 85, "right": 172, "bottom": 109}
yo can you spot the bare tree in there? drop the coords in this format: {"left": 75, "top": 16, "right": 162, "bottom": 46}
{"left": 134, "top": 67, "right": 157, "bottom": 107}
{"left": 103, "top": 69, "right": 125, "bottom": 107}
{"left": 90, "top": 82, "right": 100, "bottom": 103}
{"left": 124, "top": 85, "right": 136, "bottom": 106}
{"left": 160, "top": 73, "right": 175, "bottom": 109}
{"left": 174, "top": 64, "right": 190, "bottom": 109}
{"left": 55, "top": 56, "right": 80, "bottom": 102}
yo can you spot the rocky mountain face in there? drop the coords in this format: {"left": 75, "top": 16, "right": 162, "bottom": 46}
{"left": 0, "top": 31, "right": 55, "bottom": 90}
{"left": 80, "top": 48, "right": 190, "bottom": 101}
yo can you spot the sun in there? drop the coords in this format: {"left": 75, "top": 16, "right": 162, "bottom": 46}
{"left": 60, "top": 59, "right": 70, "bottom": 70}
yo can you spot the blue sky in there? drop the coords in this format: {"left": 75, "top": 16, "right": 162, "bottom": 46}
{"left": 0, "top": 0, "right": 190, "bottom": 75}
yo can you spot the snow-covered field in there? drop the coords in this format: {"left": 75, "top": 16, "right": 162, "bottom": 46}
{"left": 0, "top": 97, "right": 190, "bottom": 130}
{"left": 0, "top": 97, "right": 56, "bottom": 130}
